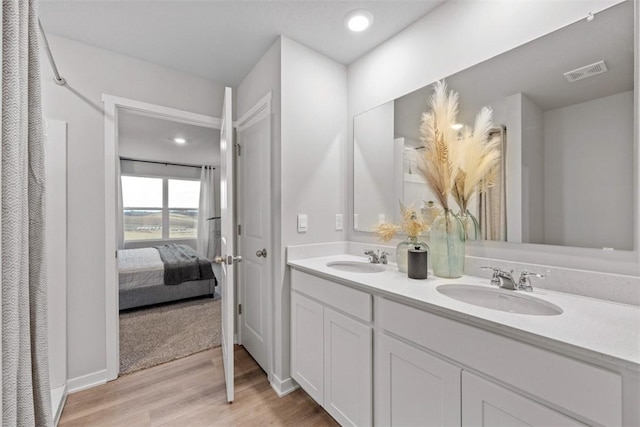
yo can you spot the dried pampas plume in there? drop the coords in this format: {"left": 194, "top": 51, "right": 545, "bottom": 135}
{"left": 416, "top": 81, "right": 461, "bottom": 211}
{"left": 374, "top": 203, "right": 428, "bottom": 242}
{"left": 452, "top": 107, "right": 501, "bottom": 212}
{"left": 375, "top": 222, "right": 400, "bottom": 242}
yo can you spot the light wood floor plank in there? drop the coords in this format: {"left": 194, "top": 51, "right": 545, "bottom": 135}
{"left": 59, "top": 346, "right": 338, "bottom": 426}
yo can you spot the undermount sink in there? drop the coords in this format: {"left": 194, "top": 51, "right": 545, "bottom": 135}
{"left": 326, "top": 261, "right": 385, "bottom": 273}
{"left": 437, "top": 284, "right": 563, "bottom": 316}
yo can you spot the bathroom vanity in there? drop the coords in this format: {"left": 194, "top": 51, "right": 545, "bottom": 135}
{"left": 288, "top": 253, "right": 640, "bottom": 427}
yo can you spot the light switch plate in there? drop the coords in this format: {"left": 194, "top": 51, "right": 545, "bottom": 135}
{"left": 353, "top": 214, "right": 359, "bottom": 230}
{"left": 335, "top": 214, "right": 343, "bottom": 231}
{"left": 297, "top": 214, "right": 308, "bottom": 233}
{"left": 379, "top": 213, "right": 386, "bottom": 223}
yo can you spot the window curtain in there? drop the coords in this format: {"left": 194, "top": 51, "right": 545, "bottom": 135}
{"left": 1, "top": 0, "right": 54, "bottom": 425}
{"left": 196, "top": 166, "right": 216, "bottom": 259}
{"left": 478, "top": 126, "right": 507, "bottom": 241}
{"left": 116, "top": 159, "right": 125, "bottom": 249}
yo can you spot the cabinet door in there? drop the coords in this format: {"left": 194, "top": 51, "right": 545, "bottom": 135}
{"left": 291, "top": 292, "right": 324, "bottom": 404}
{"left": 462, "top": 371, "right": 586, "bottom": 427}
{"left": 324, "top": 307, "right": 372, "bottom": 427}
{"left": 376, "top": 333, "right": 461, "bottom": 427}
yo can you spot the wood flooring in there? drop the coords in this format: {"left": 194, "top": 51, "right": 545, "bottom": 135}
{"left": 59, "top": 345, "right": 338, "bottom": 426}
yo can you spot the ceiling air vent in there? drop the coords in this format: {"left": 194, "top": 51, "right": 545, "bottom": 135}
{"left": 564, "top": 60, "right": 608, "bottom": 82}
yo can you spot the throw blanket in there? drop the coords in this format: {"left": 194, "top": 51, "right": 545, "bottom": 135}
{"left": 155, "top": 244, "right": 214, "bottom": 285}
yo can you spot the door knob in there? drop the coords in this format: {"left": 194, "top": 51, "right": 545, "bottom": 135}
{"left": 256, "top": 248, "right": 267, "bottom": 258}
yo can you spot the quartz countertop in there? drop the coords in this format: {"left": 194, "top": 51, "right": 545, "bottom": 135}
{"left": 288, "top": 254, "right": 640, "bottom": 371}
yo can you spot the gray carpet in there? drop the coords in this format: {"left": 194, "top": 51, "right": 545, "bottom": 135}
{"left": 119, "top": 297, "right": 221, "bottom": 375}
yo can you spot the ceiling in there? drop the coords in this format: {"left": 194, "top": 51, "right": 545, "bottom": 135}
{"left": 118, "top": 110, "right": 220, "bottom": 166}
{"left": 39, "top": 0, "right": 445, "bottom": 87}
{"left": 394, "top": 0, "right": 634, "bottom": 141}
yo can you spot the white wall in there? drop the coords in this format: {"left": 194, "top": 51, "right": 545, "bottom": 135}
{"left": 544, "top": 91, "right": 634, "bottom": 250}
{"left": 347, "top": 0, "right": 638, "bottom": 275}
{"left": 353, "top": 101, "right": 395, "bottom": 230}
{"left": 40, "top": 35, "right": 225, "bottom": 384}
{"left": 280, "top": 36, "right": 347, "bottom": 386}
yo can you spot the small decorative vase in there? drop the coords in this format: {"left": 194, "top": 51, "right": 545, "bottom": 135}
{"left": 396, "top": 236, "right": 429, "bottom": 273}
{"left": 458, "top": 209, "right": 480, "bottom": 240}
{"left": 430, "top": 210, "right": 465, "bottom": 278}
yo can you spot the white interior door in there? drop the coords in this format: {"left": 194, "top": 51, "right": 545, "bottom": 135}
{"left": 237, "top": 104, "right": 271, "bottom": 372}
{"left": 216, "top": 87, "right": 237, "bottom": 403}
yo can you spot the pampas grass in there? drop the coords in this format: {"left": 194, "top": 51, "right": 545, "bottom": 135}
{"left": 374, "top": 203, "right": 428, "bottom": 241}
{"left": 416, "top": 81, "right": 461, "bottom": 211}
{"left": 452, "top": 107, "right": 501, "bottom": 212}
{"left": 416, "top": 80, "right": 501, "bottom": 213}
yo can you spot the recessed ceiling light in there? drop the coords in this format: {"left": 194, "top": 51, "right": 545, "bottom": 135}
{"left": 173, "top": 137, "right": 186, "bottom": 144}
{"left": 451, "top": 124, "right": 463, "bottom": 131}
{"left": 345, "top": 9, "right": 373, "bottom": 32}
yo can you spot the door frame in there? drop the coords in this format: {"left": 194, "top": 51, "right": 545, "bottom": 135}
{"left": 103, "top": 94, "right": 221, "bottom": 381}
{"left": 236, "top": 92, "right": 273, "bottom": 378}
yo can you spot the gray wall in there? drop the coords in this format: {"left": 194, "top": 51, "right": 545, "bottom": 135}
{"left": 237, "top": 36, "right": 347, "bottom": 388}
{"left": 521, "top": 94, "right": 545, "bottom": 244}
{"left": 40, "top": 35, "right": 225, "bottom": 383}
{"left": 279, "top": 36, "right": 347, "bottom": 384}
{"left": 544, "top": 91, "right": 634, "bottom": 250}
{"left": 237, "top": 38, "right": 282, "bottom": 382}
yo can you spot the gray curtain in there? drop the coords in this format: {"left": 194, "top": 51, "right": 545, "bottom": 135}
{"left": 116, "top": 159, "right": 125, "bottom": 249}
{"left": 478, "top": 126, "right": 507, "bottom": 241}
{"left": 2, "top": 1, "right": 53, "bottom": 426}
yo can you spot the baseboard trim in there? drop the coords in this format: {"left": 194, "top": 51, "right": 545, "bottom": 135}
{"left": 67, "top": 369, "right": 108, "bottom": 394}
{"left": 51, "top": 384, "right": 67, "bottom": 426}
{"left": 270, "top": 374, "right": 299, "bottom": 397}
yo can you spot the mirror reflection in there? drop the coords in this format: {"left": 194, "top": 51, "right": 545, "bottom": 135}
{"left": 353, "top": 0, "right": 634, "bottom": 251}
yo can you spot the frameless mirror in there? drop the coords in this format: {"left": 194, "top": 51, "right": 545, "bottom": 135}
{"left": 353, "top": 0, "right": 634, "bottom": 251}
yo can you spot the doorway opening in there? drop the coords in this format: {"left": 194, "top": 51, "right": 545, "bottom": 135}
{"left": 103, "top": 95, "right": 222, "bottom": 380}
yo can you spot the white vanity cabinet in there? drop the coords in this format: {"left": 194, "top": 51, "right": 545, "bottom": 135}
{"left": 462, "top": 371, "right": 586, "bottom": 427}
{"left": 378, "top": 298, "right": 623, "bottom": 427}
{"left": 375, "top": 333, "right": 461, "bottom": 426}
{"left": 291, "top": 270, "right": 373, "bottom": 427}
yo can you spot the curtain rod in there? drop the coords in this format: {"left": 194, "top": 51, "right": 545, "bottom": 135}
{"left": 120, "top": 157, "right": 215, "bottom": 170}
{"left": 38, "top": 19, "right": 66, "bottom": 86}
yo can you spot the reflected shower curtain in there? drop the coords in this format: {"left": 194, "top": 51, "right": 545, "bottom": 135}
{"left": 196, "top": 166, "right": 216, "bottom": 259}
{"left": 2, "top": 0, "right": 53, "bottom": 425}
{"left": 478, "top": 126, "right": 507, "bottom": 241}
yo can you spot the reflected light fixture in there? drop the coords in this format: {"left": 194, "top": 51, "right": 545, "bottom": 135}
{"left": 173, "top": 137, "right": 187, "bottom": 144}
{"left": 451, "top": 123, "right": 463, "bottom": 131}
{"left": 345, "top": 9, "right": 373, "bottom": 32}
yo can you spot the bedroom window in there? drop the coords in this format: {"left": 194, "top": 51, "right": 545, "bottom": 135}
{"left": 168, "top": 179, "right": 200, "bottom": 239}
{"left": 122, "top": 176, "right": 200, "bottom": 241}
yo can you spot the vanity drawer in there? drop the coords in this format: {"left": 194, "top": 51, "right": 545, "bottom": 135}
{"left": 378, "top": 297, "right": 622, "bottom": 427}
{"left": 291, "top": 269, "right": 372, "bottom": 322}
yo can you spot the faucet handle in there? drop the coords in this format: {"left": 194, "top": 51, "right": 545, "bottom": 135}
{"left": 518, "top": 269, "right": 545, "bottom": 292}
{"left": 380, "top": 251, "right": 390, "bottom": 264}
{"left": 364, "top": 249, "right": 380, "bottom": 263}
{"left": 482, "top": 266, "right": 503, "bottom": 286}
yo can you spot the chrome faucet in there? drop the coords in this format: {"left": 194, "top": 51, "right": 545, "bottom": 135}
{"left": 365, "top": 250, "right": 389, "bottom": 264}
{"left": 482, "top": 266, "right": 544, "bottom": 291}
{"left": 496, "top": 269, "right": 518, "bottom": 290}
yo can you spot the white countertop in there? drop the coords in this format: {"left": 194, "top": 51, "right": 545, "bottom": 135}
{"left": 288, "top": 254, "right": 640, "bottom": 371}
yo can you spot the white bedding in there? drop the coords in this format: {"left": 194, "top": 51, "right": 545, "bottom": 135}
{"left": 117, "top": 247, "right": 165, "bottom": 290}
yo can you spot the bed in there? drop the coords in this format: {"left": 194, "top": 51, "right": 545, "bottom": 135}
{"left": 117, "top": 244, "right": 217, "bottom": 310}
